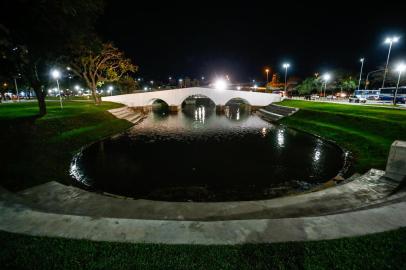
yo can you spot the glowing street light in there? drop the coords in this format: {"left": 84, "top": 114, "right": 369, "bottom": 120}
{"left": 265, "top": 68, "right": 270, "bottom": 83}
{"left": 282, "top": 63, "right": 290, "bottom": 92}
{"left": 382, "top": 36, "right": 400, "bottom": 88}
{"left": 358, "top": 58, "right": 365, "bottom": 90}
{"left": 214, "top": 78, "right": 227, "bottom": 90}
{"left": 108, "top": 85, "right": 114, "bottom": 96}
{"left": 322, "top": 73, "right": 331, "bottom": 98}
{"left": 178, "top": 78, "right": 183, "bottom": 88}
{"left": 394, "top": 62, "right": 406, "bottom": 105}
{"left": 51, "top": 69, "right": 63, "bottom": 109}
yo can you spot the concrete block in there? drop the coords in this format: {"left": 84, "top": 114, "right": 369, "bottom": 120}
{"left": 385, "top": 140, "right": 406, "bottom": 182}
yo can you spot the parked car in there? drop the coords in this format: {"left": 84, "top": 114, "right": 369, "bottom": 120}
{"left": 310, "top": 95, "right": 320, "bottom": 100}
{"left": 349, "top": 95, "right": 366, "bottom": 103}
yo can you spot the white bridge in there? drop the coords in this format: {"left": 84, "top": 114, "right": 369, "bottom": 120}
{"left": 102, "top": 87, "right": 281, "bottom": 110}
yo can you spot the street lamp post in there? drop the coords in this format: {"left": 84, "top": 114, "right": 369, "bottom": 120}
{"left": 51, "top": 69, "right": 63, "bottom": 109}
{"left": 358, "top": 58, "right": 365, "bottom": 90}
{"left": 394, "top": 63, "right": 406, "bottom": 105}
{"left": 364, "top": 69, "right": 385, "bottom": 90}
{"left": 322, "top": 73, "right": 331, "bottom": 99}
{"left": 108, "top": 86, "right": 114, "bottom": 96}
{"left": 282, "top": 63, "right": 290, "bottom": 93}
{"left": 265, "top": 68, "right": 270, "bottom": 83}
{"left": 13, "top": 76, "right": 19, "bottom": 101}
{"left": 382, "top": 36, "right": 399, "bottom": 88}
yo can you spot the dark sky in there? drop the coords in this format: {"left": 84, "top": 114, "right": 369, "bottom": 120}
{"left": 98, "top": 1, "right": 406, "bottom": 82}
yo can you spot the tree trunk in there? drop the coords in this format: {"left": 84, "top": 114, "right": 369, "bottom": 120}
{"left": 91, "top": 85, "right": 100, "bottom": 104}
{"left": 32, "top": 81, "right": 47, "bottom": 116}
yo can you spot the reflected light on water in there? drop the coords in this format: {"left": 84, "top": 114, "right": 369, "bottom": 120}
{"left": 261, "top": 127, "right": 268, "bottom": 138}
{"left": 314, "top": 150, "right": 321, "bottom": 161}
{"left": 194, "top": 106, "right": 205, "bottom": 123}
{"left": 277, "top": 129, "right": 285, "bottom": 147}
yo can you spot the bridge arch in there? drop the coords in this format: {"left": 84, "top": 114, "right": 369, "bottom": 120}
{"left": 180, "top": 94, "right": 217, "bottom": 107}
{"left": 225, "top": 97, "right": 251, "bottom": 106}
{"left": 102, "top": 87, "right": 282, "bottom": 108}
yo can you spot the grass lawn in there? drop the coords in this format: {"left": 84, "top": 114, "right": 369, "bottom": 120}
{"left": 1, "top": 100, "right": 406, "bottom": 269}
{"left": 0, "top": 228, "right": 405, "bottom": 270}
{"left": 278, "top": 100, "right": 406, "bottom": 173}
{"left": 0, "top": 101, "right": 132, "bottom": 191}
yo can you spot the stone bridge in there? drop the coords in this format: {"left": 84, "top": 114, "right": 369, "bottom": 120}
{"left": 102, "top": 87, "right": 282, "bottom": 111}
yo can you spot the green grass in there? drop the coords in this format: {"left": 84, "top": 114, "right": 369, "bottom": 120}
{"left": 0, "top": 228, "right": 405, "bottom": 270}
{"left": 278, "top": 100, "right": 406, "bottom": 173}
{"left": 0, "top": 101, "right": 132, "bottom": 191}
{"left": 1, "top": 100, "right": 406, "bottom": 269}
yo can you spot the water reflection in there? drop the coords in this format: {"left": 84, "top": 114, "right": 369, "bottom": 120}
{"left": 71, "top": 101, "right": 346, "bottom": 202}
{"left": 277, "top": 129, "right": 285, "bottom": 147}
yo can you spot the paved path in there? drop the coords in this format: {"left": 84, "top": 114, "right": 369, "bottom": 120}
{"left": 15, "top": 170, "right": 401, "bottom": 221}
{"left": 1, "top": 196, "right": 405, "bottom": 244}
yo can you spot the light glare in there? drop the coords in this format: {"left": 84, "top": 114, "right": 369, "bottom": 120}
{"left": 396, "top": 63, "right": 406, "bottom": 73}
{"left": 214, "top": 79, "right": 227, "bottom": 90}
{"left": 51, "top": 69, "right": 61, "bottom": 79}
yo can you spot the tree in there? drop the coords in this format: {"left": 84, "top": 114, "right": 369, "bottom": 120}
{"left": 117, "top": 76, "right": 140, "bottom": 94}
{"left": 0, "top": 0, "right": 105, "bottom": 115}
{"left": 296, "top": 77, "right": 321, "bottom": 95}
{"left": 69, "top": 43, "right": 137, "bottom": 103}
{"left": 337, "top": 76, "right": 357, "bottom": 93}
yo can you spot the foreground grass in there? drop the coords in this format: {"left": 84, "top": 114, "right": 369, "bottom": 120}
{"left": 278, "top": 100, "right": 406, "bottom": 173}
{"left": 1, "top": 100, "right": 406, "bottom": 269}
{"left": 1, "top": 228, "right": 405, "bottom": 270}
{"left": 0, "top": 101, "right": 132, "bottom": 190}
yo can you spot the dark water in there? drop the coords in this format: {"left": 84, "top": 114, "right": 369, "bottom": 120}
{"left": 71, "top": 102, "right": 347, "bottom": 202}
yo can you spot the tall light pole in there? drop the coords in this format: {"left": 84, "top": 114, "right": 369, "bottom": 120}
{"left": 364, "top": 69, "right": 385, "bottom": 90}
{"left": 13, "top": 76, "right": 20, "bottom": 101}
{"left": 282, "top": 63, "right": 290, "bottom": 93}
{"left": 358, "top": 58, "right": 365, "bottom": 90}
{"left": 322, "top": 73, "right": 331, "bottom": 98}
{"left": 51, "top": 69, "right": 63, "bottom": 109}
{"left": 394, "top": 62, "right": 406, "bottom": 105}
{"left": 108, "top": 86, "right": 114, "bottom": 96}
{"left": 265, "top": 68, "right": 270, "bottom": 84}
{"left": 382, "top": 36, "right": 399, "bottom": 88}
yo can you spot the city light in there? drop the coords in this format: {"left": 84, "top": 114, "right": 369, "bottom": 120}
{"left": 108, "top": 86, "right": 114, "bottom": 96}
{"left": 383, "top": 36, "right": 400, "bottom": 87}
{"left": 322, "top": 73, "right": 331, "bottom": 98}
{"left": 74, "top": 85, "right": 80, "bottom": 91}
{"left": 283, "top": 63, "right": 290, "bottom": 92}
{"left": 51, "top": 69, "right": 61, "bottom": 79}
{"left": 214, "top": 79, "right": 227, "bottom": 90}
{"left": 358, "top": 58, "right": 365, "bottom": 90}
{"left": 323, "top": 73, "right": 331, "bottom": 82}
{"left": 395, "top": 62, "right": 406, "bottom": 73}
{"left": 265, "top": 68, "right": 270, "bottom": 83}
{"left": 50, "top": 69, "right": 63, "bottom": 109}
{"left": 394, "top": 62, "right": 406, "bottom": 105}
{"left": 385, "top": 36, "right": 400, "bottom": 44}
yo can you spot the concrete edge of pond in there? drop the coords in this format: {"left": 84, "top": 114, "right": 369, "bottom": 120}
{"left": 14, "top": 169, "right": 402, "bottom": 221}
{"left": 0, "top": 197, "right": 406, "bottom": 245}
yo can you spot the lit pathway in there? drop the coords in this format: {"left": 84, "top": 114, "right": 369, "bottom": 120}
{"left": 0, "top": 188, "right": 405, "bottom": 244}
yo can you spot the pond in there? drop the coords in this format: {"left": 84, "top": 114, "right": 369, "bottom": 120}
{"left": 70, "top": 98, "right": 347, "bottom": 202}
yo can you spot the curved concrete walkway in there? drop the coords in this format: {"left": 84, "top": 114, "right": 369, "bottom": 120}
{"left": 16, "top": 169, "right": 399, "bottom": 221}
{"left": 1, "top": 197, "right": 405, "bottom": 244}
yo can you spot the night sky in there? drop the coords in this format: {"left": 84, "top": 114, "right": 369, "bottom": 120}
{"left": 98, "top": 1, "right": 406, "bottom": 82}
